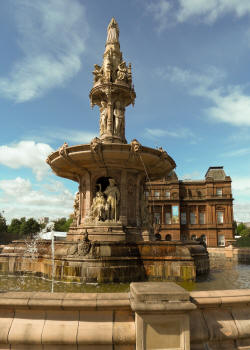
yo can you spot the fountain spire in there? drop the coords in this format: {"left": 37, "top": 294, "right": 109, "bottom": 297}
{"left": 89, "top": 18, "right": 136, "bottom": 144}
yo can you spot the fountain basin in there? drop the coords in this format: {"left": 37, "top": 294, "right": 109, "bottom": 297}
{"left": 47, "top": 143, "right": 176, "bottom": 182}
{"left": 0, "top": 240, "right": 209, "bottom": 283}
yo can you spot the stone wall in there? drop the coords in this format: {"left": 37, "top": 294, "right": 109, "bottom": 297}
{"left": 208, "top": 247, "right": 250, "bottom": 264}
{"left": 0, "top": 292, "right": 135, "bottom": 350}
{"left": 190, "top": 289, "right": 250, "bottom": 349}
{"left": 1, "top": 285, "right": 250, "bottom": 349}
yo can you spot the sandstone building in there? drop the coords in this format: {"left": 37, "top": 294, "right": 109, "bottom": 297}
{"left": 146, "top": 166, "right": 234, "bottom": 247}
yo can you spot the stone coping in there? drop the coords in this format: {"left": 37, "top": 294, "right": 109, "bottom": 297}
{"left": 9, "top": 240, "right": 201, "bottom": 246}
{"left": 1, "top": 289, "right": 250, "bottom": 311}
{"left": 190, "top": 289, "right": 250, "bottom": 307}
{"left": 0, "top": 292, "right": 130, "bottom": 310}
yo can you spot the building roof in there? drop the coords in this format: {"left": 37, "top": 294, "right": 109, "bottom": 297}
{"left": 205, "top": 166, "right": 226, "bottom": 180}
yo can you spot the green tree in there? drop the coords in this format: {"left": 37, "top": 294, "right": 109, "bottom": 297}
{"left": 8, "top": 218, "right": 22, "bottom": 235}
{"left": 0, "top": 212, "right": 9, "bottom": 244}
{"left": 240, "top": 228, "right": 250, "bottom": 237}
{"left": 20, "top": 218, "right": 40, "bottom": 238}
{"left": 0, "top": 212, "right": 7, "bottom": 234}
{"left": 54, "top": 217, "right": 73, "bottom": 232}
{"left": 237, "top": 222, "right": 247, "bottom": 235}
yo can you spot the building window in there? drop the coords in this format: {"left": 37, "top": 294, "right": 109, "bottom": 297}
{"left": 145, "top": 191, "right": 149, "bottom": 198}
{"left": 154, "top": 212, "right": 161, "bottom": 224}
{"left": 165, "top": 212, "right": 171, "bottom": 224}
{"left": 218, "top": 234, "right": 225, "bottom": 246}
{"left": 172, "top": 206, "right": 179, "bottom": 224}
{"left": 216, "top": 188, "right": 222, "bottom": 197}
{"left": 190, "top": 212, "right": 196, "bottom": 224}
{"left": 165, "top": 191, "right": 170, "bottom": 198}
{"left": 191, "top": 234, "right": 197, "bottom": 241}
{"left": 181, "top": 212, "right": 186, "bottom": 224}
{"left": 154, "top": 191, "right": 160, "bottom": 198}
{"left": 165, "top": 234, "right": 172, "bottom": 241}
{"left": 199, "top": 212, "right": 205, "bottom": 225}
{"left": 217, "top": 211, "right": 224, "bottom": 224}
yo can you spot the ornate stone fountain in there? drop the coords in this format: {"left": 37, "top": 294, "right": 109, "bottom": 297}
{"left": 46, "top": 18, "right": 176, "bottom": 243}
{"left": 0, "top": 19, "right": 209, "bottom": 283}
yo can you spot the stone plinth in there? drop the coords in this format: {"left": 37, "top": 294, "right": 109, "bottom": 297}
{"left": 131, "top": 282, "right": 196, "bottom": 350}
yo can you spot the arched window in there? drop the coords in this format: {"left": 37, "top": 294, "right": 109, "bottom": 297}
{"left": 155, "top": 233, "right": 161, "bottom": 241}
{"left": 191, "top": 234, "right": 197, "bottom": 241}
{"left": 165, "top": 234, "right": 172, "bottom": 241}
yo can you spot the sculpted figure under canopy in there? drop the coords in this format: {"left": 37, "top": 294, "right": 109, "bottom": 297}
{"left": 114, "top": 100, "right": 124, "bottom": 137}
{"left": 100, "top": 101, "right": 108, "bottom": 135}
{"left": 104, "top": 179, "right": 120, "bottom": 221}
{"left": 106, "top": 18, "right": 119, "bottom": 43}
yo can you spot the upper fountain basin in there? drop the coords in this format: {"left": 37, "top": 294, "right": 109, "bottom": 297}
{"left": 47, "top": 142, "right": 176, "bottom": 182}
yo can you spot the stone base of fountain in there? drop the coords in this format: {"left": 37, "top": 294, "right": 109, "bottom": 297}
{"left": 0, "top": 239, "right": 209, "bottom": 283}
{"left": 67, "top": 224, "right": 155, "bottom": 242}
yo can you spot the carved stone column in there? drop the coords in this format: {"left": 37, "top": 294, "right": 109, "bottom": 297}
{"left": 83, "top": 171, "right": 91, "bottom": 223}
{"left": 136, "top": 174, "right": 142, "bottom": 226}
{"left": 106, "top": 91, "right": 113, "bottom": 136}
{"left": 120, "top": 169, "right": 127, "bottom": 226}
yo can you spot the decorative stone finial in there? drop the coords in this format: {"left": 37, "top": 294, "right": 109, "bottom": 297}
{"left": 89, "top": 18, "right": 136, "bottom": 144}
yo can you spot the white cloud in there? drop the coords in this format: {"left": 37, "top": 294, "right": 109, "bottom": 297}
{"left": 145, "top": 127, "right": 196, "bottom": 139}
{"left": 231, "top": 176, "right": 250, "bottom": 221}
{"left": 0, "top": 177, "right": 75, "bottom": 223}
{"left": 234, "top": 203, "right": 250, "bottom": 222}
{"left": 146, "top": 0, "right": 172, "bottom": 32}
{"left": 0, "top": 177, "right": 32, "bottom": 197}
{"left": 232, "top": 177, "right": 250, "bottom": 196}
{"left": 0, "top": 141, "right": 53, "bottom": 180}
{"left": 146, "top": 0, "right": 250, "bottom": 30}
{"left": 26, "top": 128, "right": 97, "bottom": 145}
{"left": 161, "top": 65, "right": 250, "bottom": 127}
{"left": 180, "top": 171, "right": 201, "bottom": 180}
{"left": 177, "top": 0, "right": 250, "bottom": 23}
{"left": 0, "top": 0, "right": 88, "bottom": 102}
{"left": 220, "top": 148, "right": 250, "bottom": 157}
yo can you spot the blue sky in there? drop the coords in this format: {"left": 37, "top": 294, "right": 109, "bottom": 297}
{"left": 1, "top": 0, "right": 250, "bottom": 223}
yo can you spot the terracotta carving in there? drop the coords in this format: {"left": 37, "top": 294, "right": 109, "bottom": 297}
{"left": 58, "top": 142, "right": 68, "bottom": 157}
{"left": 130, "top": 139, "right": 142, "bottom": 153}
{"left": 114, "top": 100, "right": 124, "bottom": 136}
{"left": 104, "top": 179, "right": 120, "bottom": 221}
{"left": 116, "top": 61, "right": 127, "bottom": 82}
{"left": 100, "top": 101, "right": 108, "bottom": 135}
{"left": 106, "top": 17, "right": 119, "bottom": 43}
{"left": 73, "top": 192, "right": 80, "bottom": 226}
{"left": 93, "top": 64, "right": 104, "bottom": 85}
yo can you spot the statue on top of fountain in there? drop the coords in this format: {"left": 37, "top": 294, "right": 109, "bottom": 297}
{"left": 106, "top": 17, "right": 119, "bottom": 44}
{"left": 90, "top": 17, "right": 135, "bottom": 144}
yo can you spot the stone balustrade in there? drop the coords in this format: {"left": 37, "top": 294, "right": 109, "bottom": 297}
{"left": 0, "top": 284, "right": 250, "bottom": 349}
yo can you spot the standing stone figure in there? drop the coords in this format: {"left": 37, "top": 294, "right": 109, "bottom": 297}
{"left": 73, "top": 192, "right": 80, "bottom": 226}
{"left": 114, "top": 100, "right": 124, "bottom": 137}
{"left": 100, "top": 101, "right": 108, "bottom": 135}
{"left": 106, "top": 17, "right": 119, "bottom": 43}
{"left": 104, "top": 179, "right": 120, "bottom": 221}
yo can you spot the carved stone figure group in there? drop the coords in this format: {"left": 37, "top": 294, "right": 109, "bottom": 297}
{"left": 99, "top": 100, "right": 124, "bottom": 137}
{"left": 87, "top": 179, "right": 120, "bottom": 223}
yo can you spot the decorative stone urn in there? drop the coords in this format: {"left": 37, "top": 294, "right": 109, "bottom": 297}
{"left": 46, "top": 18, "right": 176, "bottom": 242}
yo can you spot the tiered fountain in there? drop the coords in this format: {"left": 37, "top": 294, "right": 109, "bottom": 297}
{"left": 0, "top": 19, "right": 209, "bottom": 283}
